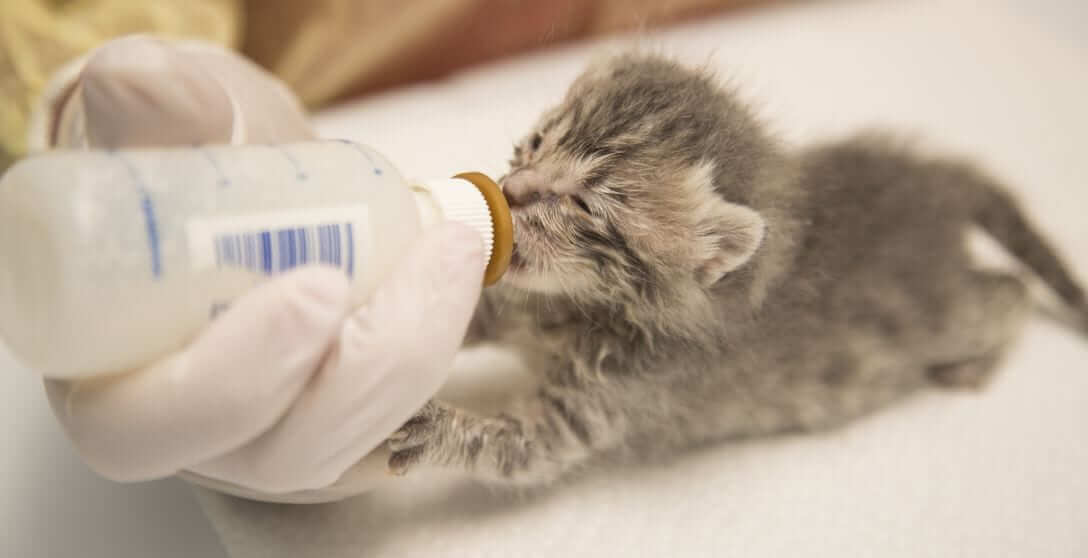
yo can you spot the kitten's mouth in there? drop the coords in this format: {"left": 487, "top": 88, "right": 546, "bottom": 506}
{"left": 509, "top": 241, "right": 525, "bottom": 270}
{"left": 508, "top": 212, "right": 531, "bottom": 272}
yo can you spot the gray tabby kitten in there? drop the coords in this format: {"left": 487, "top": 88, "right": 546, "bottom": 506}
{"left": 385, "top": 53, "right": 1087, "bottom": 485}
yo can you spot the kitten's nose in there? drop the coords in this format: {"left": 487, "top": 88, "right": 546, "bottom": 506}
{"left": 502, "top": 170, "right": 545, "bottom": 208}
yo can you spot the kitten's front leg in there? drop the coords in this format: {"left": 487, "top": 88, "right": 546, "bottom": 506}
{"left": 386, "top": 385, "right": 625, "bottom": 485}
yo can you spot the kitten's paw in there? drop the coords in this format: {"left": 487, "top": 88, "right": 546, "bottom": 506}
{"left": 385, "top": 401, "right": 446, "bottom": 475}
{"left": 387, "top": 445, "right": 426, "bottom": 476}
{"left": 386, "top": 412, "right": 436, "bottom": 449}
{"left": 928, "top": 351, "right": 1003, "bottom": 391}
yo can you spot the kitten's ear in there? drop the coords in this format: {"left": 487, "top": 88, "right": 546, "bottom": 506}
{"left": 694, "top": 199, "right": 766, "bottom": 286}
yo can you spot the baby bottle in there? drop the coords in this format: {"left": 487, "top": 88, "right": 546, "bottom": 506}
{"left": 0, "top": 140, "right": 513, "bottom": 379}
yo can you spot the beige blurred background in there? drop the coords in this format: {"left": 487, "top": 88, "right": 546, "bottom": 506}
{"left": 0, "top": 0, "right": 768, "bottom": 169}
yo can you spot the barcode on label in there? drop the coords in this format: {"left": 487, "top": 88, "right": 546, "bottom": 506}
{"left": 187, "top": 206, "right": 368, "bottom": 278}
{"left": 214, "top": 223, "right": 354, "bottom": 276}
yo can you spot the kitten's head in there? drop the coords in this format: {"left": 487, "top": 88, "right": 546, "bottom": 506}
{"left": 501, "top": 53, "right": 776, "bottom": 310}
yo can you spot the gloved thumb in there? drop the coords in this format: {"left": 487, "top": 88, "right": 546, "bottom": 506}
{"left": 75, "top": 35, "right": 235, "bottom": 148}
{"left": 46, "top": 267, "right": 351, "bottom": 482}
{"left": 187, "top": 223, "right": 485, "bottom": 494}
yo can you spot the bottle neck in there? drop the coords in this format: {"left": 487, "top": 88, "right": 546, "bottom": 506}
{"left": 410, "top": 174, "right": 513, "bottom": 286}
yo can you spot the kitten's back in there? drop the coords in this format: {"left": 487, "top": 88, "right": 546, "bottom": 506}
{"left": 792, "top": 133, "right": 1085, "bottom": 329}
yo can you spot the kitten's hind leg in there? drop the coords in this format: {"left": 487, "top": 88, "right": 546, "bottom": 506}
{"left": 926, "top": 271, "right": 1029, "bottom": 390}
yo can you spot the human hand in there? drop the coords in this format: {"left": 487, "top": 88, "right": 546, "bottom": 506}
{"left": 31, "top": 35, "right": 483, "bottom": 501}
{"left": 46, "top": 222, "right": 484, "bottom": 500}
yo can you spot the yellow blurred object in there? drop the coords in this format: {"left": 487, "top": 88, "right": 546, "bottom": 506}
{"left": 0, "top": 0, "right": 242, "bottom": 167}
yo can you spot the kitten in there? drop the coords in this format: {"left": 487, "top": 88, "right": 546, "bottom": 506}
{"left": 384, "top": 53, "right": 1087, "bottom": 485}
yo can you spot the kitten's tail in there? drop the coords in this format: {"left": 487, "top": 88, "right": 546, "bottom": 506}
{"left": 967, "top": 174, "right": 1088, "bottom": 330}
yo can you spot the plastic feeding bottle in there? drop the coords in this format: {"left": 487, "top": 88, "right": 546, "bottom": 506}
{"left": 0, "top": 140, "right": 513, "bottom": 379}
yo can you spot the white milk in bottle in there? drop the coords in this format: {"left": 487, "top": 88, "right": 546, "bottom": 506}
{"left": 0, "top": 140, "right": 512, "bottom": 379}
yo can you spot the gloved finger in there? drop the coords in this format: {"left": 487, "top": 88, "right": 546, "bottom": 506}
{"left": 25, "top": 48, "right": 93, "bottom": 152}
{"left": 178, "top": 449, "right": 390, "bottom": 504}
{"left": 79, "top": 35, "right": 236, "bottom": 148}
{"left": 169, "top": 39, "right": 315, "bottom": 144}
{"left": 28, "top": 35, "right": 315, "bottom": 150}
{"left": 189, "top": 222, "right": 485, "bottom": 493}
{"left": 46, "top": 267, "right": 350, "bottom": 482}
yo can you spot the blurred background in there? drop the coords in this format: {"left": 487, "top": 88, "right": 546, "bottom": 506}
{"left": 1, "top": 0, "right": 768, "bottom": 169}
{"left": 4, "top": 0, "right": 1086, "bottom": 166}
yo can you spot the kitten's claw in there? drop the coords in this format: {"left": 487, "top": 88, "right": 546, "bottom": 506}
{"left": 386, "top": 412, "right": 434, "bottom": 449}
{"left": 384, "top": 401, "right": 445, "bottom": 475}
{"left": 385, "top": 429, "right": 409, "bottom": 444}
{"left": 388, "top": 445, "right": 426, "bottom": 476}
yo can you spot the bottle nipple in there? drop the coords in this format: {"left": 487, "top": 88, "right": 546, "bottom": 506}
{"left": 416, "top": 173, "right": 513, "bottom": 285}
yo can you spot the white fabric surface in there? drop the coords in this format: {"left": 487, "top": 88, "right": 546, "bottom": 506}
{"left": 196, "top": 0, "right": 1088, "bottom": 556}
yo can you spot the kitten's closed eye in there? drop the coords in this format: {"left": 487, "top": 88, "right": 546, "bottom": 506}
{"left": 507, "top": 190, "right": 542, "bottom": 209}
{"left": 530, "top": 133, "right": 543, "bottom": 151}
{"left": 570, "top": 195, "right": 592, "bottom": 215}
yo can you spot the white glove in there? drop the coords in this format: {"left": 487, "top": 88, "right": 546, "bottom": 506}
{"left": 31, "top": 36, "right": 484, "bottom": 502}
{"left": 27, "top": 34, "right": 315, "bottom": 150}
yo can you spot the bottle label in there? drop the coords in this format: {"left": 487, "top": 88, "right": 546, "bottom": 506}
{"left": 186, "top": 207, "right": 368, "bottom": 277}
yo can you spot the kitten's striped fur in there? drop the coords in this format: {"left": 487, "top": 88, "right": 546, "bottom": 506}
{"left": 385, "top": 53, "right": 1086, "bottom": 485}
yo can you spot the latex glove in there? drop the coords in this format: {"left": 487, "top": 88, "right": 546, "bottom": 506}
{"left": 31, "top": 36, "right": 485, "bottom": 501}
{"left": 26, "top": 34, "right": 315, "bottom": 150}
{"left": 47, "top": 224, "right": 484, "bottom": 500}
